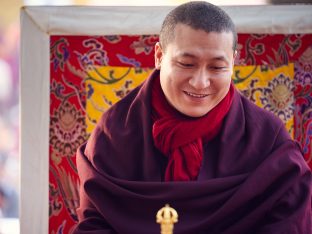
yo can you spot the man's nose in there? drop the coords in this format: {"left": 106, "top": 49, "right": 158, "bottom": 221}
{"left": 188, "top": 69, "right": 210, "bottom": 90}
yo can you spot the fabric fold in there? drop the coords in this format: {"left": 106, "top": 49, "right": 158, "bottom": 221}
{"left": 74, "top": 70, "right": 312, "bottom": 234}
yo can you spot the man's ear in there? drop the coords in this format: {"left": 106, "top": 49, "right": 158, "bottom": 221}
{"left": 233, "top": 50, "right": 238, "bottom": 66}
{"left": 230, "top": 50, "right": 237, "bottom": 77}
{"left": 154, "top": 42, "right": 163, "bottom": 70}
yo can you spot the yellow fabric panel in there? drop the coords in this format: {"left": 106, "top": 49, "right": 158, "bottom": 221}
{"left": 86, "top": 64, "right": 294, "bottom": 137}
{"left": 85, "top": 66, "right": 153, "bottom": 133}
{"left": 233, "top": 64, "right": 294, "bottom": 137}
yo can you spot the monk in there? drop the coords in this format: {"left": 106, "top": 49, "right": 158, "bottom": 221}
{"left": 73, "top": 2, "right": 312, "bottom": 233}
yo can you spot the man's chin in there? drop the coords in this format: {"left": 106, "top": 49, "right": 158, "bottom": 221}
{"left": 178, "top": 107, "right": 212, "bottom": 118}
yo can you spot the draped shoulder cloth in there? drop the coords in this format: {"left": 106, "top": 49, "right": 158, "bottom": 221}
{"left": 74, "top": 70, "right": 312, "bottom": 234}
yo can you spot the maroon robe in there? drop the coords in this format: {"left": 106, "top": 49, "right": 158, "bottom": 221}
{"left": 74, "top": 70, "right": 312, "bottom": 234}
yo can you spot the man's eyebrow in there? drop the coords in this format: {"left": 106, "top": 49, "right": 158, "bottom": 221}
{"left": 211, "top": 56, "right": 228, "bottom": 62}
{"left": 176, "top": 53, "right": 229, "bottom": 63}
{"left": 176, "top": 52, "right": 197, "bottom": 58}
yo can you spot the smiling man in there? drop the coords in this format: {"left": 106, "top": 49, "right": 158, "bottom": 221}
{"left": 74, "top": 2, "right": 312, "bottom": 233}
{"left": 155, "top": 25, "right": 235, "bottom": 118}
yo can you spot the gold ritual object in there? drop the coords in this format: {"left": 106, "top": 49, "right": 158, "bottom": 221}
{"left": 156, "top": 204, "right": 178, "bottom": 234}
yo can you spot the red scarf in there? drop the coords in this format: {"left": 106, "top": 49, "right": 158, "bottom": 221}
{"left": 152, "top": 76, "right": 234, "bottom": 181}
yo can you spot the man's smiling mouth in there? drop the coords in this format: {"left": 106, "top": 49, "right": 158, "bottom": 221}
{"left": 183, "top": 91, "right": 209, "bottom": 98}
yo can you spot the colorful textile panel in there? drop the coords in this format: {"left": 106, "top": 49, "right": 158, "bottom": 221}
{"left": 49, "top": 34, "right": 312, "bottom": 234}
{"left": 86, "top": 65, "right": 295, "bottom": 135}
{"left": 85, "top": 66, "right": 154, "bottom": 133}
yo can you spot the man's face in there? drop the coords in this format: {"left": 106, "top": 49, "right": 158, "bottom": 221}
{"left": 155, "top": 24, "right": 236, "bottom": 117}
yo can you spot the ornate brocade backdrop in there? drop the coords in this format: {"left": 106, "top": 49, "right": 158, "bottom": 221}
{"left": 49, "top": 34, "right": 312, "bottom": 233}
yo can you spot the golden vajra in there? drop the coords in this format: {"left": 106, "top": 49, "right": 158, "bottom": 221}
{"left": 156, "top": 204, "right": 178, "bottom": 234}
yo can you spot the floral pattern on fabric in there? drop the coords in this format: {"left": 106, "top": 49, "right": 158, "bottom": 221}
{"left": 234, "top": 64, "right": 294, "bottom": 136}
{"left": 85, "top": 66, "right": 153, "bottom": 133}
{"left": 294, "top": 47, "right": 312, "bottom": 163}
{"left": 49, "top": 34, "right": 312, "bottom": 233}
